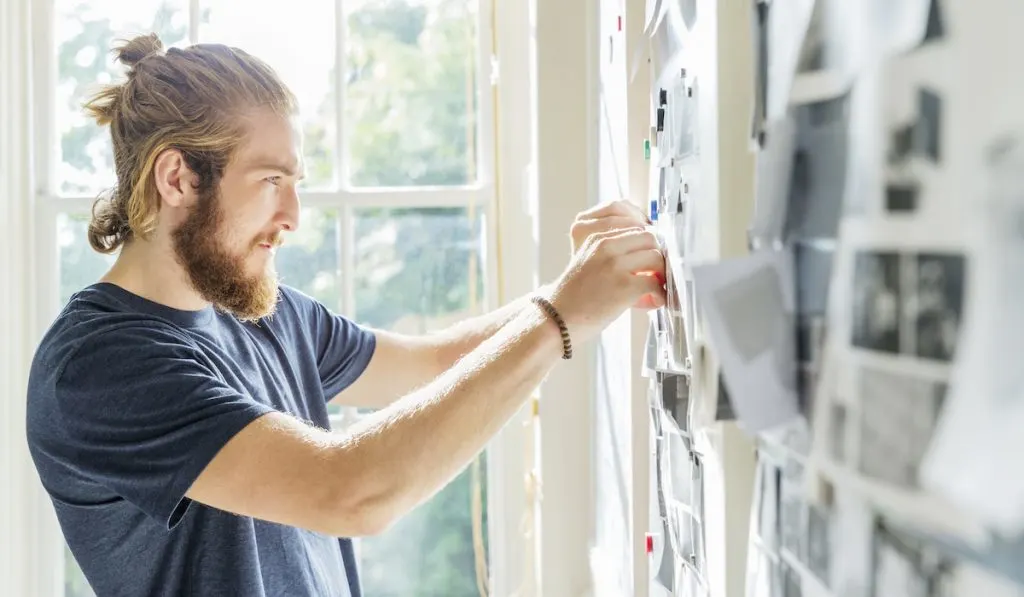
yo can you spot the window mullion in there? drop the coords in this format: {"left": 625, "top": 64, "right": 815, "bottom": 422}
{"left": 334, "top": 0, "right": 347, "bottom": 189}
{"left": 189, "top": 0, "right": 200, "bottom": 44}
{"left": 339, "top": 204, "right": 355, "bottom": 319}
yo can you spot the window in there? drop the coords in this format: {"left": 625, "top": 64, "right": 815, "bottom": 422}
{"left": 43, "top": 1, "right": 496, "bottom": 595}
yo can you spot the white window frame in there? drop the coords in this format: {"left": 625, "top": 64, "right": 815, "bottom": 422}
{"left": 17, "top": 1, "right": 536, "bottom": 596}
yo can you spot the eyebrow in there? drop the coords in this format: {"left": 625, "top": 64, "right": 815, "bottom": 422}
{"left": 245, "top": 159, "right": 306, "bottom": 180}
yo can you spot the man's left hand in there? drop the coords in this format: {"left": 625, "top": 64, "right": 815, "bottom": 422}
{"left": 569, "top": 200, "right": 664, "bottom": 310}
{"left": 569, "top": 200, "right": 651, "bottom": 254}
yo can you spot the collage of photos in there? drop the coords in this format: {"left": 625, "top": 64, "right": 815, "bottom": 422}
{"left": 748, "top": 448, "right": 834, "bottom": 597}
{"left": 851, "top": 250, "right": 965, "bottom": 362}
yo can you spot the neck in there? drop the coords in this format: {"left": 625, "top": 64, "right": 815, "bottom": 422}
{"left": 101, "top": 236, "right": 210, "bottom": 312}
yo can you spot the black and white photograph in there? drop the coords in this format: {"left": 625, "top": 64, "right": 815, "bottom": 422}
{"left": 806, "top": 504, "right": 832, "bottom": 586}
{"left": 858, "top": 368, "right": 947, "bottom": 487}
{"left": 906, "top": 253, "right": 965, "bottom": 362}
{"left": 852, "top": 251, "right": 902, "bottom": 354}
{"left": 660, "top": 372, "right": 691, "bottom": 431}
{"left": 886, "top": 181, "right": 920, "bottom": 213}
{"left": 784, "top": 95, "right": 850, "bottom": 243}
{"left": 914, "top": 88, "right": 942, "bottom": 163}
{"left": 829, "top": 402, "right": 848, "bottom": 464}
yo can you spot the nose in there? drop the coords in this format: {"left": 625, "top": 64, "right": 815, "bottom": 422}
{"left": 278, "top": 183, "right": 301, "bottom": 232}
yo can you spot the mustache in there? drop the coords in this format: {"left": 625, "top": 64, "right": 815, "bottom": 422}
{"left": 255, "top": 233, "right": 284, "bottom": 248}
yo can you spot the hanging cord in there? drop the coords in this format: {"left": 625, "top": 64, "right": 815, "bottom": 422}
{"left": 469, "top": 0, "right": 504, "bottom": 591}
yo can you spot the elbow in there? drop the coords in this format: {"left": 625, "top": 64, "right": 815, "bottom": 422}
{"left": 318, "top": 473, "right": 401, "bottom": 537}
{"left": 345, "top": 497, "right": 398, "bottom": 537}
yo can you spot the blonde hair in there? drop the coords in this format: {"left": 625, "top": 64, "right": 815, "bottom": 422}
{"left": 84, "top": 33, "right": 297, "bottom": 253}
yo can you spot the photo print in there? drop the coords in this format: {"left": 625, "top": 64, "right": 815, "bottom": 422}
{"left": 828, "top": 402, "right": 848, "bottom": 464}
{"left": 795, "top": 242, "right": 833, "bottom": 416}
{"left": 660, "top": 372, "right": 691, "bottom": 431}
{"left": 905, "top": 253, "right": 965, "bottom": 362}
{"left": 784, "top": 94, "right": 851, "bottom": 243}
{"left": 858, "top": 368, "right": 947, "bottom": 487}
{"left": 884, "top": 86, "right": 943, "bottom": 215}
{"left": 852, "top": 251, "right": 901, "bottom": 354}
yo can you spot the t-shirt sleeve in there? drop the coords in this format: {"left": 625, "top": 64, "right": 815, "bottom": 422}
{"left": 291, "top": 289, "right": 377, "bottom": 400}
{"left": 54, "top": 325, "right": 275, "bottom": 529}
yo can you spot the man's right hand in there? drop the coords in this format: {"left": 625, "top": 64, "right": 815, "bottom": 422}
{"left": 548, "top": 227, "right": 667, "bottom": 343}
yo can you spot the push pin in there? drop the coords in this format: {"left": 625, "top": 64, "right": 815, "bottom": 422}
{"left": 645, "top": 533, "right": 655, "bottom": 554}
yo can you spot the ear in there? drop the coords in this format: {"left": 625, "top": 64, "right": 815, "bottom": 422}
{"left": 152, "top": 148, "right": 197, "bottom": 209}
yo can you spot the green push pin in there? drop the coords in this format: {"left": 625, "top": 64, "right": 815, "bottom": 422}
{"left": 644, "top": 139, "right": 651, "bottom": 160}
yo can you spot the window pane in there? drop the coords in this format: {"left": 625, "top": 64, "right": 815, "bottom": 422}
{"left": 199, "top": 0, "right": 338, "bottom": 189}
{"left": 352, "top": 206, "right": 488, "bottom": 595}
{"left": 56, "top": 0, "right": 189, "bottom": 195}
{"left": 277, "top": 208, "right": 343, "bottom": 309}
{"left": 58, "top": 213, "right": 119, "bottom": 306}
{"left": 65, "top": 543, "right": 95, "bottom": 597}
{"left": 57, "top": 212, "right": 111, "bottom": 596}
{"left": 344, "top": 0, "right": 480, "bottom": 188}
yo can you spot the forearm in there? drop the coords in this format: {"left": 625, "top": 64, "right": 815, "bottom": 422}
{"left": 334, "top": 305, "right": 561, "bottom": 530}
{"left": 432, "top": 283, "right": 554, "bottom": 365}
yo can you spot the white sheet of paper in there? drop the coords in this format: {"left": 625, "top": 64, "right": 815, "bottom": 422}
{"left": 751, "top": 116, "right": 798, "bottom": 248}
{"left": 691, "top": 250, "right": 800, "bottom": 433}
{"left": 920, "top": 136, "right": 1024, "bottom": 536}
{"left": 765, "top": 0, "right": 815, "bottom": 121}
{"left": 645, "top": 0, "right": 666, "bottom": 34}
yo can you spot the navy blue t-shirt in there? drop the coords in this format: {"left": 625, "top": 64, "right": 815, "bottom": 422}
{"left": 26, "top": 283, "right": 377, "bottom": 597}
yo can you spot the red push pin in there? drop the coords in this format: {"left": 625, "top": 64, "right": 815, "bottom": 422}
{"left": 617, "top": 15, "right": 623, "bottom": 31}
{"left": 645, "top": 532, "right": 655, "bottom": 554}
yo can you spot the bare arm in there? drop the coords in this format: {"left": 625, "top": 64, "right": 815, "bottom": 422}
{"left": 185, "top": 227, "right": 665, "bottom": 537}
{"left": 332, "top": 199, "right": 650, "bottom": 410}
{"left": 332, "top": 285, "right": 552, "bottom": 410}
{"left": 188, "top": 307, "right": 561, "bottom": 536}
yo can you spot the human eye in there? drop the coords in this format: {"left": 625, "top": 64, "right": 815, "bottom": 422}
{"left": 265, "top": 176, "right": 282, "bottom": 186}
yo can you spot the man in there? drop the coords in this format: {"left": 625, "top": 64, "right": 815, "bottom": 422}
{"left": 25, "top": 33, "right": 665, "bottom": 597}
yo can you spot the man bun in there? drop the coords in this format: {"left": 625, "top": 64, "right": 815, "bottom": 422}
{"left": 114, "top": 32, "right": 164, "bottom": 68}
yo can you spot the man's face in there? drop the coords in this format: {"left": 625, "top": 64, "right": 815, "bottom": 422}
{"left": 172, "top": 110, "right": 304, "bottom": 321}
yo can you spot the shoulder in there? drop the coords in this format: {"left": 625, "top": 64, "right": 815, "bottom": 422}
{"left": 275, "top": 284, "right": 322, "bottom": 316}
{"left": 271, "top": 284, "right": 339, "bottom": 330}
{"left": 33, "top": 300, "right": 199, "bottom": 390}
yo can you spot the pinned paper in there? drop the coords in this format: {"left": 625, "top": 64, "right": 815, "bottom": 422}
{"left": 691, "top": 250, "right": 800, "bottom": 433}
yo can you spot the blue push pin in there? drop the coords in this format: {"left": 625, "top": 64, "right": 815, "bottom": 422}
{"left": 649, "top": 199, "right": 658, "bottom": 222}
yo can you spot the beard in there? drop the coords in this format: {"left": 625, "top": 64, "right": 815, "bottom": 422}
{"left": 171, "top": 185, "right": 281, "bottom": 322}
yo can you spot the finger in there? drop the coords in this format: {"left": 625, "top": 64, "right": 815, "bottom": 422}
{"left": 578, "top": 200, "right": 649, "bottom": 224}
{"left": 631, "top": 274, "right": 668, "bottom": 306}
{"left": 634, "top": 292, "right": 666, "bottom": 310}
{"left": 594, "top": 228, "right": 660, "bottom": 255}
{"left": 620, "top": 249, "right": 666, "bottom": 275}
{"left": 572, "top": 215, "right": 643, "bottom": 240}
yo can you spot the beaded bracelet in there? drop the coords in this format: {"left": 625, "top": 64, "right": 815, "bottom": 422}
{"left": 530, "top": 296, "right": 573, "bottom": 360}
